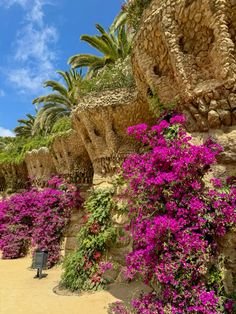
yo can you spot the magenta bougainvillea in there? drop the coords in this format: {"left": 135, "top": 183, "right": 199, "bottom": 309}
{"left": 118, "top": 115, "right": 236, "bottom": 313}
{"left": 0, "top": 177, "right": 82, "bottom": 267}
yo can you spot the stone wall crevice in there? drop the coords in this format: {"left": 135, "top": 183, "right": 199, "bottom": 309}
{"left": 132, "top": 0, "right": 236, "bottom": 131}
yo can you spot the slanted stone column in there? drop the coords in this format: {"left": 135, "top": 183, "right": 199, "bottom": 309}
{"left": 25, "top": 147, "right": 56, "bottom": 185}
{"left": 0, "top": 162, "right": 29, "bottom": 192}
{"left": 0, "top": 170, "right": 6, "bottom": 192}
{"left": 72, "top": 88, "right": 153, "bottom": 186}
{"left": 63, "top": 207, "right": 85, "bottom": 255}
{"left": 51, "top": 130, "right": 93, "bottom": 184}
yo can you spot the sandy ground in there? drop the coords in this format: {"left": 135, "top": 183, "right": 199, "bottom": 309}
{"left": 0, "top": 256, "right": 119, "bottom": 314}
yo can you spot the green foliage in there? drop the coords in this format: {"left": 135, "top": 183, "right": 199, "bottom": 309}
{"left": 51, "top": 116, "right": 72, "bottom": 134}
{"left": 79, "top": 63, "right": 134, "bottom": 96}
{"left": 14, "top": 114, "right": 36, "bottom": 138}
{"left": 61, "top": 188, "right": 117, "bottom": 291}
{"left": 0, "top": 115, "right": 73, "bottom": 165}
{"left": 0, "top": 137, "right": 15, "bottom": 151}
{"left": 207, "top": 257, "right": 236, "bottom": 312}
{"left": 32, "top": 70, "right": 82, "bottom": 134}
{"left": 69, "top": 24, "right": 132, "bottom": 77}
{"left": 0, "top": 135, "right": 54, "bottom": 164}
{"left": 122, "top": 0, "right": 152, "bottom": 31}
{"left": 148, "top": 92, "right": 176, "bottom": 117}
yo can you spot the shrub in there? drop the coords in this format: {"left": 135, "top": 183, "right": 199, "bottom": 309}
{"left": 79, "top": 60, "right": 134, "bottom": 96}
{"left": 51, "top": 116, "right": 72, "bottom": 134}
{"left": 61, "top": 188, "right": 116, "bottom": 291}
{"left": 148, "top": 92, "right": 176, "bottom": 118}
{"left": 123, "top": 0, "right": 152, "bottom": 31}
{"left": 0, "top": 177, "right": 82, "bottom": 267}
{"left": 0, "top": 118, "right": 72, "bottom": 165}
{"left": 118, "top": 114, "right": 236, "bottom": 313}
{"left": 0, "top": 135, "right": 54, "bottom": 164}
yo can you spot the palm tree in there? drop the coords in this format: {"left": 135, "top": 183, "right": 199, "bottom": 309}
{"left": 68, "top": 24, "right": 131, "bottom": 77}
{"left": 110, "top": 9, "right": 128, "bottom": 34}
{"left": 14, "top": 114, "right": 36, "bottom": 137}
{"left": 32, "top": 70, "right": 82, "bottom": 134}
{"left": 110, "top": 0, "right": 152, "bottom": 33}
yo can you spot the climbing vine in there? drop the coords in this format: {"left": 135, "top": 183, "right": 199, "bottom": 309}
{"left": 61, "top": 188, "right": 116, "bottom": 291}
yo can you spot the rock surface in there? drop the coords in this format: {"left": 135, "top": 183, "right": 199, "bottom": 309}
{"left": 132, "top": 0, "right": 236, "bottom": 131}
{"left": 72, "top": 88, "right": 154, "bottom": 186}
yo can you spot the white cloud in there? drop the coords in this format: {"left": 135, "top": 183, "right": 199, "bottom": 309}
{"left": 0, "top": 127, "right": 15, "bottom": 137}
{"left": 26, "top": 0, "right": 45, "bottom": 25}
{"left": 14, "top": 24, "right": 57, "bottom": 63}
{"left": 0, "top": 0, "right": 28, "bottom": 8}
{"left": 0, "top": 89, "right": 5, "bottom": 97}
{"left": 0, "top": 0, "right": 58, "bottom": 94}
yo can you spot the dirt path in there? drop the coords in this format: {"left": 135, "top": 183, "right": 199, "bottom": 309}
{"left": 0, "top": 256, "right": 118, "bottom": 314}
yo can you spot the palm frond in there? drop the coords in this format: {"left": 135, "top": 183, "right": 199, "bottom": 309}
{"left": 110, "top": 11, "right": 128, "bottom": 34}
{"left": 81, "top": 34, "right": 112, "bottom": 56}
{"left": 69, "top": 54, "right": 106, "bottom": 69}
{"left": 43, "top": 80, "right": 68, "bottom": 98}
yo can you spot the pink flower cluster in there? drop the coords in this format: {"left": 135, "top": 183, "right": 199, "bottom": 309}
{"left": 121, "top": 115, "right": 236, "bottom": 313}
{"left": 0, "top": 179, "right": 82, "bottom": 267}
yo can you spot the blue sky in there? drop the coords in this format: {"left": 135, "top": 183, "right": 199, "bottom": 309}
{"left": 0, "top": 0, "right": 124, "bottom": 136}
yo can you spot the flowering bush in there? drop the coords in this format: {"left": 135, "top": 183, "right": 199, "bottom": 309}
{"left": 0, "top": 177, "right": 82, "bottom": 267}
{"left": 61, "top": 188, "right": 116, "bottom": 291}
{"left": 117, "top": 115, "right": 236, "bottom": 313}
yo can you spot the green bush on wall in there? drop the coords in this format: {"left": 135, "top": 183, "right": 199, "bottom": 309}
{"left": 0, "top": 136, "right": 54, "bottom": 164}
{"left": 61, "top": 188, "right": 117, "bottom": 291}
{"left": 0, "top": 118, "right": 72, "bottom": 165}
{"left": 79, "top": 63, "right": 135, "bottom": 97}
{"left": 51, "top": 116, "right": 72, "bottom": 134}
{"left": 125, "top": 0, "right": 152, "bottom": 31}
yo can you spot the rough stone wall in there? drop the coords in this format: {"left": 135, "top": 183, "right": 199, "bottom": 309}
{"left": 25, "top": 147, "right": 56, "bottom": 185}
{"left": 0, "top": 162, "right": 29, "bottom": 192}
{"left": 217, "top": 227, "right": 236, "bottom": 294}
{"left": 64, "top": 207, "right": 85, "bottom": 255}
{"left": 105, "top": 212, "right": 132, "bottom": 283}
{"left": 51, "top": 131, "right": 93, "bottom": 184}
{"left": 0, "top": 170, "right": 6, "bottom": 192}
{"left": 190, "top": 127, "right": 236, "bottom": 178}
{"left": 132, "top": 0, "right": 236, "bottom": 132}
{"left": 72, "top": 88, "right": 154, "bottom": 186}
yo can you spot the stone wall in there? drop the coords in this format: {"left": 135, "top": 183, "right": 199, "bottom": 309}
{"left": 217, "top": 227, "right": 236, "bottom": 294}
{"left": 0, "top": 88, "right": 149, "bottom": 190}
{"left": 191, "top": 127, "right": 236, "bottom": 181}
{"left": 22, "top": 132, "right": 93, "bottom": 186}
{"left": 63, "top": 207, "right": 85, "bottom": 255}
{"left": 132, "top": 0, "right": 236, "bottom": 132}
{"left": 106, "top": 211, "right": 132, "bottom": 283}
